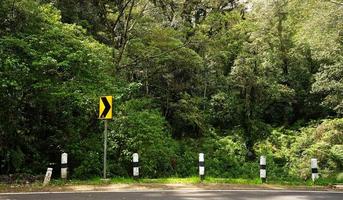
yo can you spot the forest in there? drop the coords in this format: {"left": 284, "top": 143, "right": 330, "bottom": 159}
{"left": 0, "top": 0, "right": 342, "bottom": 182}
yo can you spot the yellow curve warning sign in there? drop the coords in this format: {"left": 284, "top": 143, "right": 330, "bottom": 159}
{"left": 99, "top": 96, "right": 112, "bottom": 119}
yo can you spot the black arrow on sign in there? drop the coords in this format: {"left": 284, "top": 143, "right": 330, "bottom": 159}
{"left": 100, "top": 97, "right": 111, "bottom": 118}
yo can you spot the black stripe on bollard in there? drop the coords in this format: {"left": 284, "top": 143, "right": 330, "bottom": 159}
{"left": 133, "top": 162, "right": 139, "bottom": 167}
{"left": 61, "top": 163, "right": 68, "bottom": 168}
{"left": 312, "top": 168, "right": 318, "bottom": 173}
{"left": 199, "top": 161, "right": 205, "bottom": 166}
{"left": 260, "top": 165, "right": 266, "bottom": 169}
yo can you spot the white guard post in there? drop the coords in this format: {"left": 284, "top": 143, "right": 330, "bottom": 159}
{"left": 133, "top": 153, "right": 139, "bottom": 178}
{"left": 43, "top": 168, "right": 53, "bottom": 186}
{"left": 311, "top": 158, "right": 319, "bottom": 181}
{"left": 260, "top": 156, "right": 266, "bottom": 183}
{"left": 61, "top": 153, "right": 68, "bottom": 179}
{"left": 199, "top": 153, "right": 205, "bottom": 180}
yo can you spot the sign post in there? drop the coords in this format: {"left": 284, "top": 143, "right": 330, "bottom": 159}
{"left": 103, "top": 120, "right": 108, "bottom": 179}
{"left": 99, "top": 96, "right": 113, "bottom": 180}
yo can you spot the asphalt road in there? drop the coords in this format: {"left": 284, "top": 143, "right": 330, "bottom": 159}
{"left": 0, "top": 190, "right": 342, "bottom": 200}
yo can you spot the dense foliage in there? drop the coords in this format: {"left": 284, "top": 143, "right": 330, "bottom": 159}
{"left": 0, "top": 0, "right": 342, "bottom": 181}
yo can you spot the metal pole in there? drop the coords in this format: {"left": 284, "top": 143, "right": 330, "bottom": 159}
{"left": 103, "top": 120, "right": 108, "bottom": 179}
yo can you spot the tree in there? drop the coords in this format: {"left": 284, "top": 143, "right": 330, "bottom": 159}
{"left": 294, "top": 0, "right": 343, "bottom": 116}
{"left": 312, "top": 56, "right": 343, "bottom": 115}
{"left": 230, "top": 39, "right": 294, "bottom": 156}
{"left": 0, "top": 0, "right": 115, "bottom": 174}
{"left": 125, "top": 25, "right": 204, "bottom": 137}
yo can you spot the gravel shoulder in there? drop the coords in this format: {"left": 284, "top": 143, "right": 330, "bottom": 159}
{"left": 1, "top": 183, "right": 342, "bottom": 193}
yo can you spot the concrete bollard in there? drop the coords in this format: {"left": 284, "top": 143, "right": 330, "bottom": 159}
{"left": 43, "top": 168, "right": 53, "bottom": 186}
{"left": 311, "top": 158, "right": 319, "bottom": 181}
{"left": 199, "top": 153, "right": 205, "bottom": 180}
{"left": 260, "top": 156, "right": 266, "bottom": 183}
{"left": 133, "top": 153, "right": 139, "bottom": 178}
{"left": 61, "top": 153, "right": 68, "bottom": 179}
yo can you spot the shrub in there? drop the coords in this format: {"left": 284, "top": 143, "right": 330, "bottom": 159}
{"left": 255, "top": 118, "right": 343, "bottom": 181}
{"left": 289, "top": 118, "right": 343, "bottom": 179}
{"left": 108, "top": 98, "right": 177, "bottom": 178}
{"left": 202, "top": 136, "right": 248, "bottom": 178}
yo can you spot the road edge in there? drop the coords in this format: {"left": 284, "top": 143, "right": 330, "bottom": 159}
{"left": 0, "top": 183, "right": 342, "bottom": 193}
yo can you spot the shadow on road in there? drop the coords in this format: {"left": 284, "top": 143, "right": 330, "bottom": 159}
{"left": 0, "top": 191, "right": 342, "bottom": 200}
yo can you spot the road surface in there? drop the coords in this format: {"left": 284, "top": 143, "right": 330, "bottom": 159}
{"left": 0, "top": 190, "right": 342, "bottom": 200}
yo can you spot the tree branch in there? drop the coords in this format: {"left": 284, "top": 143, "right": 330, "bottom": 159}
{"left": 327, "top": 0, "right": 343, "bottom": 6}
{"left": 118, "top": 41, "right": 193, "bottom": 70}
{"left": 116, "top": 0, "right": 135, "bottom": 71}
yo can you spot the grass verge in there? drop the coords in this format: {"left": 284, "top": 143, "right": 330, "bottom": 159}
{"left": 48, "top": 176, "right": 340, "bottom": 186}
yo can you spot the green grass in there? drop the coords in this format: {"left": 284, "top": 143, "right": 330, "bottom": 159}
{"left": 264, "top": 176, "right": 342, "bottom": 186}
{"left": 203, "top": 177, "right": 261, "bottom": 184}
{"left": 50, "top": 176, "right": 202, "bottom": 185}
{"left": 136, "top": 177, "right": 201, "bottom": 184}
